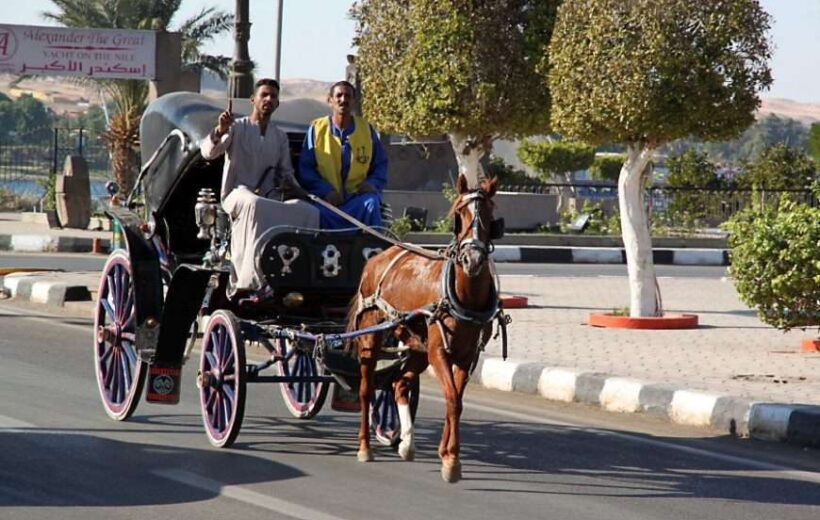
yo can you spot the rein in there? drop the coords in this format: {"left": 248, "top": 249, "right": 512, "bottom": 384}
{"left": 306, "top": 194, "right": 444, "bottom": 260}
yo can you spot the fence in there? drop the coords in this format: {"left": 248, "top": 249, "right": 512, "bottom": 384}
{"left": 0, "top": 127, "right": 110, "bottom": 209}
{"left": 500, "top": 182, "right": 818, "bottom": 231}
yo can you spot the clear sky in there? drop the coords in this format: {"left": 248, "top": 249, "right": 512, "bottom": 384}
{"left": 4, "top": 0, "right": 820, "bottom": 102}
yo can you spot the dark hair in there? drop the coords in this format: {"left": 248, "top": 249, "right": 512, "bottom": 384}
{"left": 255, "top": 78, "right": 280, "bottom": 93}
{"left": 328, "top": 80, "right": 356, "bottom": 98}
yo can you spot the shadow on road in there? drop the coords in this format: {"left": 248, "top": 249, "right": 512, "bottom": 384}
{"left": 0, "top": 429, "right": 303, "bottom": 507}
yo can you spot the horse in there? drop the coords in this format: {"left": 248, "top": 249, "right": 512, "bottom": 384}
{"left": 347, "top": 174, "right": 507, "bottom": 483}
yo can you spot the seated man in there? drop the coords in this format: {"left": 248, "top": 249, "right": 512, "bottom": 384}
{"left": 297, "top": 80, "right": 388, "bottom": 229}
{"left": 200, "top": 78, "right": 319, "bottom": 295}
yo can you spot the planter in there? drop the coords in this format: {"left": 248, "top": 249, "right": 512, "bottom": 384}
{"left": 500, "top": 295, "right": 529, "bottom": 309}
{"left": 800, "top": 339, "right": 820, "bottom": 353}
{"left": 588, "top": 312, "right": 699, "bottom": 329}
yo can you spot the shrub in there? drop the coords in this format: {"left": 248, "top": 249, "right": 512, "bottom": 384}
{"left": 723, "top": 200, "right": 820, "bottom": 332}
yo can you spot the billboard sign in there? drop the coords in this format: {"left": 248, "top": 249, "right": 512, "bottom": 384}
{"left": 0, "top": 24, "right": 156, "bottom": 80}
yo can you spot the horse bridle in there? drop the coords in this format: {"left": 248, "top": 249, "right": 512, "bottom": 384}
{"left": 451, "top": 190, "right": 505, "bottom": 264}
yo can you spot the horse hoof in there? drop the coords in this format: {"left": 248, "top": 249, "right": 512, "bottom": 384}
{"left": 441, "top": 460, "right": 462, "bottom": 483}
{"left": 357, "top": 449, "right": 374, "bottom": 462}
{"left": 398, "top": 440, "right": 415, "bottom": 461}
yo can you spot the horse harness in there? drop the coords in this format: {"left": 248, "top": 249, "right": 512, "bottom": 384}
{"left": 353, "top": 190, "right": 511, "bottom": 372}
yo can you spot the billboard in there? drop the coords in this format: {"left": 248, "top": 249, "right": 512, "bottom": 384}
{"left": 0, "top": 24, "right": 156, "bottom": 80}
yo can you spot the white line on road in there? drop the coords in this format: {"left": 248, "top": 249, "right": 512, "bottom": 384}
{"left": 0, "top": 413, "right": 36, "bottom": 430}
{"left": 152, "top": 468, "right": 350, "bottom": 520}
{"left": 429, "top": 395, "right": 820, "bottom": 485}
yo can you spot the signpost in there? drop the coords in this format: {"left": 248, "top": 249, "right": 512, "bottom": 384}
{"left": 0, "top": 24, "right": 156, "bottom": 80}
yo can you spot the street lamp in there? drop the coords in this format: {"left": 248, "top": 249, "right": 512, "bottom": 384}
{"left": 228, "top": 0, "right": 253, "bottom": 98}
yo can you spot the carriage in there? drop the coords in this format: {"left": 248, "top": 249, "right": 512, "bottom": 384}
{"left": 93, "top": 92, "right": 418, "bottom": 448}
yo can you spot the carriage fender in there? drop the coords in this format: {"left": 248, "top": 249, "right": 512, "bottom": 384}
{"left": 106, "top": 207, "right": 164, "bottom": 353}
{"left": 153, "top": 264, "right": 214, "bottom": 366}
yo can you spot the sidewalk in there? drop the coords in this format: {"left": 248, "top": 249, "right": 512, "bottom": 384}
{"left": 0, "top": 212, "right": 110, "bottom": 253}
{"left": 1, "top": 210, "right": 818, "bottom": 447}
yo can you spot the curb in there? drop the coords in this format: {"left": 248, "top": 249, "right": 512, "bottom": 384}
{"left": 1, "top": 272, "right": 93, "bottom": 306}
{"left": 0, "top": 234, "right": 110, "bottom": 253}
{"left": 490, "top": 246, "right": 729, "bottom": 266}
{"left": 0, "top": 233, "right": 729, "bottom": 264}
{"left": 474, "top": 356, "right": 820, "bottom": 448}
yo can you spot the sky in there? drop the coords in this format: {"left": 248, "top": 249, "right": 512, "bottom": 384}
{"left": 4, "top": 0, "right": 820, "bottom": 103}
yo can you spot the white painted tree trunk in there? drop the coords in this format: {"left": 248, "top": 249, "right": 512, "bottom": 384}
{"left": 618, "top": 143, "right": 659, "bottom": 317}
{"left": 449, "top": 132, "right": 486, "bottom": 189}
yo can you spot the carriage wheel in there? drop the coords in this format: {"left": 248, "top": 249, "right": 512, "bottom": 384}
{"left": 276, "top": 337, "right": 329, "bottom": 419}
{"left": 372, "top": 377, "right": 420, "bottom": 447}
{"left": 198, "top": 310, "right": 246, "bottom": 448}
{"left": 94, "top": 250, "right": 146, "bottom": 421}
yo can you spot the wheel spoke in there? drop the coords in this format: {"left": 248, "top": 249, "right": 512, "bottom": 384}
{"left": 101, "top": 299, "right": 117, "bottom": 323}
{"left": 204, "top": 351, "right": 218, "bottom": 370}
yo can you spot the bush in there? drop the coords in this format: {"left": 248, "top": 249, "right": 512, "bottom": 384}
{"left": 588, "top": 154, "right": 626, "bottom": 182}
{"left": 558, "top": 199, "right": 620, "bottom": 235}
{"left": 723, "top": 200, "right": 820, "bottom": 332}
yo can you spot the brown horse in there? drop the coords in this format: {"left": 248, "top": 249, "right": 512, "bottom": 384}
{"left": 348, "top": 174, "right": 506, "bottom": 483}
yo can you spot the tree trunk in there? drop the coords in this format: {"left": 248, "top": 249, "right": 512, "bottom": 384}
{"left": 449, "top": 132, "right": 489, "bottom": 189}
{"left": 618, "top": 143, "right": 659, "bottom": 317}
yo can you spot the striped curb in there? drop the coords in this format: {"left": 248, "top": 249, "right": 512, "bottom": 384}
{"left": 491, "top": 246, "right": 728, "bottom": 265}
{"left": 1, "top": 273, "right": 92, "bottom": 306}
{"left": 475, "top": 356, "right": 819, "bottom": 447}
{"left": 0, "top": 234, "right": 110, "bottom": 253}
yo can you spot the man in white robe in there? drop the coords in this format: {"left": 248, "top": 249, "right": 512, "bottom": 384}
{"left": 200, "top": 78, "right": 319, "bottom": 295}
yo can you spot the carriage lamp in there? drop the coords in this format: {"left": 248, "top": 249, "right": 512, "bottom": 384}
{"left": 282, "top": 292, "right": 305, "bottom": 308}
{"left": 195, "top": 188, "right": 219, "bottom": 240}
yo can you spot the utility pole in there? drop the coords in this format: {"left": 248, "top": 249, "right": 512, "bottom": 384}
{"left": 228, "top": 0, "right": 253, "bottom": 98}
{"left": 273, "top": 0, "right": 284, "bottom": 82}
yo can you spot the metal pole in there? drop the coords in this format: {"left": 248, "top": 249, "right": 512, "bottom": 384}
{"left": 228, "top": 0, "right": 253, "bottom": 98}
{"left": 273, "top": 0, "right": 284, "bottom": 82}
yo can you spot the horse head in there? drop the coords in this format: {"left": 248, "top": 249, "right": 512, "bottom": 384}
{"left": 451, "top": 175, "right": 503, "bottom": 277}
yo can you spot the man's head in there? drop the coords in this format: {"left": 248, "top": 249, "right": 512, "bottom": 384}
{"left": 327, "top": 80, "right": 357, "bottom": 118}
{"left": 251, "top": 78, "right": 280, "bottom": 119}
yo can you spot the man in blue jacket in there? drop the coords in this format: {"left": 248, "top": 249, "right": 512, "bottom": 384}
{"left": 297, "top": 81, "right": 388, "bottom": 229}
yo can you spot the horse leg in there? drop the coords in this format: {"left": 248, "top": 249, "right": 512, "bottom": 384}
{"left": 356, "top": 324, "right": 381, "bottom": 462}
{"left": 428, "top": 334, "right": 461, "bottom": 483}
{"left": 357, "top": 355, "right": 376, "bottom": 461}
{"left": 394, "top": 353, "right": 426, "bottom": 461}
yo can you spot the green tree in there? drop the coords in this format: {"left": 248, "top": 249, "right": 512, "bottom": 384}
{"left": 517, "top": 140, "right": 595, "bottom": 183}
{"left": 13, "top": 95, "right": 53, "bottom": 143}
{"left": 665, "top": 150, "right": 723, "bottom": 229}
{"left": 549, "top": 0, "right": 772, "bottom": 316}
{"left": 77, "top": 105, "right": 108, "bottom": 137}
{"left": 43, "top": 0, "right": 233, "bottom": 194}
{"left": 737, "top": 144, "right": 815, "bottom": 192}
{"left": 807, "top": 123, "right": 820, "bottom": 164}
{"left": 351, "top": 0, "right": 559, "bottom": 188}
{"left": 588, "top": 154, "right": 626, "bottom": 183}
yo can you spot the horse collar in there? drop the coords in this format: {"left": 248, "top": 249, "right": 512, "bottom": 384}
{"left": 439, "top": 258, "right": 499, "bottom": 325}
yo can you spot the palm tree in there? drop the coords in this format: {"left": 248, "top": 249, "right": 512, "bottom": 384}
{"left": 43, "top": 0, "right": 235, "bottom": 194}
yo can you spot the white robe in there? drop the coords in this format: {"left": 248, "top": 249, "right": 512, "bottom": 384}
{"left": 200, "top": 117, "right": 319, "bottom": 291}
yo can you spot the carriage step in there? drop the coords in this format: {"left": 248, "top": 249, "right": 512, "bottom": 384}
{"left": 145, "top": 364, "right": 181, "bottom": 404}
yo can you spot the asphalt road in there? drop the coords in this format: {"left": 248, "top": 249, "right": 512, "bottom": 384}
{"left": 0, "top": 252, "right": 730, "bottom": 278}
{"left": 1, "top": 301, "right": 818, "bottom": 519}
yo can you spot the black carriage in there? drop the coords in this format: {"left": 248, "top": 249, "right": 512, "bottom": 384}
{"left": 93, "top": 92, "right": 416, "bottom": 447}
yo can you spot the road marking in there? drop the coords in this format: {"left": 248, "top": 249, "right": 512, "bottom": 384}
{"left": 153, "top": 469, "right": 350, "bottom": 520}
{"left": 426, "top": 395, "right": 820, "bottom": 484}
{"left": 0, "top": 303, "right": 90, "bottom": 331}
{"left": 0, "top": 413, "right": 36, "bottom": 430}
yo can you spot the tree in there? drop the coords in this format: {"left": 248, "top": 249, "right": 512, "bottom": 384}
{"left": 549, "top": 0, "right": 772, "bottom": 316}
{"left": 13, "top": 95, "right": 53, "bottom": 143}
{"left": 665, "top": 150, "right": 723, "bottom": 229}
{"left": 351, "top": 0, "right": 559, "bottom": 188}
{"left": 588, "top": 154, "right": 626, "bottom": 183}
{"left": 517, "top": 140, "right": 595, "bottom": 184}
{"left": 43, "top": 0, "right": 233, "bottom": 193}
{"left": 737, "top": 144, "right": 815, "bottom": 192}
{"left": 808, "top": 123, "right": 820, "bottom": 164}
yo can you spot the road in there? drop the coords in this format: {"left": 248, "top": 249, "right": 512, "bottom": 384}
{"left": 0, "top": 252, "right": 730, "bottom": 278}
{"left": 1, "top": 301, "right": 818, "bottom": 519}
